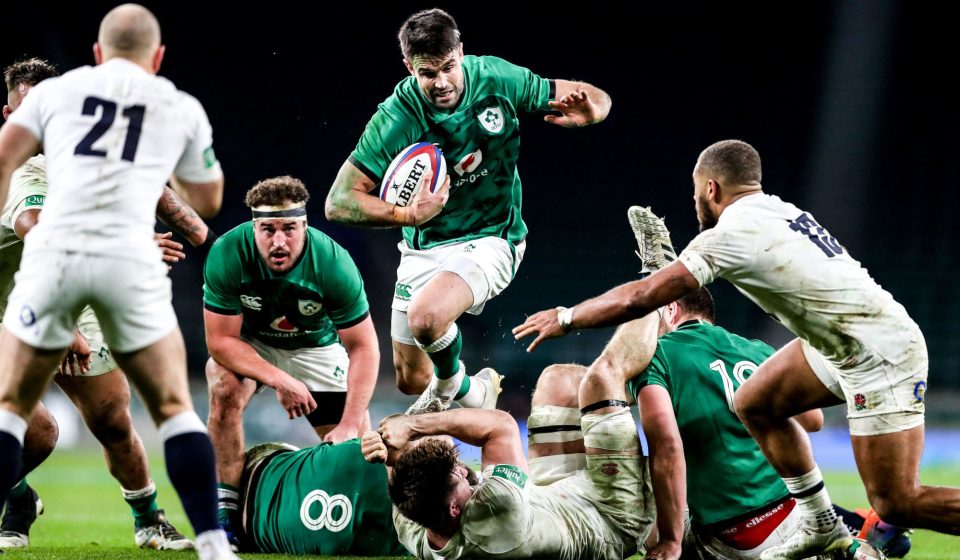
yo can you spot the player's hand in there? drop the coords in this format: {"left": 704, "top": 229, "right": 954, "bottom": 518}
{"left": 544, "top": 90, "right": 602, "bottom": 128}
{"left": 60, "top": 329, "right": 92, "bottom": 376}
{"left": 644, "top": 540, "right": 681, "bottom": 560}
{"left": 361, "top": 430, "right": 389, "bottom": 464}
{"left": 274, "top": 375, "right": 317, "bottom": 419}
{"left": 378, "top": 413, "right": 414, "bottom": 452}
{"left": 155, "top": 231, "right": 185, "bottom": 270}
{"left": 405, "top": 170, "right": 450, "bottom": 226}
{"left": 512, "top": 308, "right": 567, "bottom": 352}
{"left": 323, "top": 422, "right": 361, "bottom": 444}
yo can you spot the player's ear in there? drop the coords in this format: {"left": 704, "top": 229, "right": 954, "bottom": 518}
{"left": 403, "top": 58, "right": 415, "bottom": 76}
{"left": 2, "top": 105, "right": 11, "bottom": 121}
{"left": 707, "top": 179, "right": 722, "bottom": 202}
{"left": 93, "top": 42, "right": 103, "bottom": 65}
{"left": 152, "top": 45, "right": 166, "bottom": 74}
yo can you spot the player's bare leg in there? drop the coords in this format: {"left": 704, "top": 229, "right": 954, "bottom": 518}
{"left": 0, "top": 330, "right": 66, "bottom": 510}
{"left": 735, "top": 339, "right": 852, "bottom": 559}
{"left": 113, "top": 328, "right": 230, "bottom": 557}
{"left": 402, "top": 271, "right": 500, "bottom": 414}
{"left": 56, "top": 370, "right": 192, "bottom": 549}
{"left": 853, "top": 427, "right": 960, "bottom": 533}
{"left": 204, "top": 357, "right": 257, "bottom": 541}
{"left": 577, "top": 312, "right": 658, "bottom": 557}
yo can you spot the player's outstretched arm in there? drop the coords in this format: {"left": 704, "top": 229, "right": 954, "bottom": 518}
{"left": 324, "top": 316, "right": 380, "bottom": 443}
{"left": 639, "top": 385, "right": 685, "bottom": 560}
{"left": 326, "top": 160, "right": 449, "bottom": 228}
{"left": 513, "top": 261, "right": 699, "bottom": 351}
{"left": 545, "top": 80, "right": 612, "bottom": 128}
{"left": 379, "top": 409, "right": 526, "bottom": 471}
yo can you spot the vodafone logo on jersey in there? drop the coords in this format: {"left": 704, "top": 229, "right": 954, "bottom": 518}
{"left": 270, "top": 316, "right": 299, "bottom": 332}
{"left": 453, "top": 149, "right": 483, "bottom": 176}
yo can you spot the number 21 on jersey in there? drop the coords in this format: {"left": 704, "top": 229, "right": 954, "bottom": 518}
{"left": 74, "top": 96, "right": 145, "bottom": 162}
{"left": 708, "top": 359, "right": 759, "bottom": 412}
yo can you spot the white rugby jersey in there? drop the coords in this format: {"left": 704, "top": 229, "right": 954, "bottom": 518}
{"left": 679, "top": 193, "right": 917, "bottom": 367}
{"left": 7, "top": 58, "right": 221, "bottom": 263}
{"left": 0, "top": 155, "right": 48, "bottom": 318}
{"left": 393, "top": 465, "right": 631, "bottom": 560}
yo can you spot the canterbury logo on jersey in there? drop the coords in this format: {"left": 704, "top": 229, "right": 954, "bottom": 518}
{"left": 240, "top": 295, "right": 262, "bottom": 310}
{"left": 300, "top": 489, "right": 353, "bottom": 532}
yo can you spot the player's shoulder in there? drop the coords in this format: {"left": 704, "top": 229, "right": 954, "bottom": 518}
{"left": 206, "top": 222, "right": 253, "bottom": 263}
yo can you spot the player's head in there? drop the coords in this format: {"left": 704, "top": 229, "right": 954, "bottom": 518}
{"left": 3, "top": 58, "right": 58, "bottom": 120}
{"left": 692, "top": 140, "right": 763, "bottom": 231}
{"left": 94, "top": 3, "right": 164, "bottom": 74}
{"left": 660, "top": 287, "right": 715, "bottom": 334}
{"left": 388, "top": 438, "right": 478, "bottom": 533}
{"left": 245, "top": 176, "right": 310, "bottom": 273}
{"left": 399, "top": 9, "right": 465, "bottom": 110}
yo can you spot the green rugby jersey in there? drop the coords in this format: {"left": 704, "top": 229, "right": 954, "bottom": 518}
{"left": 350, "top": 55, "right": 554, "bottom": 249}
{"left": 626, "top": 321, "right": 788, "bottom": 526}
{"left": 203, "top": 222, "right": 369, "bottom": 350}
{"left": 247, "top": 439, "right": 407, "bottom": 556}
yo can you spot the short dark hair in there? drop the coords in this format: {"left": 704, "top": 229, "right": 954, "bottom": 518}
{"left": 4, "top": 58, "right": 58, "bottom": 92}
{"left": 398, "top": 9, "right": 461, "bottom": 60}
{"left": 244, "top": 176, "right": 310, "bottom": 208}
{"left": 675, "top": 287, "right": 715, "bottom": 323}
{"left": 388, "top": 438, "right": 459, "bottom": 528}
{"left": 696, "top": 140, "right": 762, "bottom": 186}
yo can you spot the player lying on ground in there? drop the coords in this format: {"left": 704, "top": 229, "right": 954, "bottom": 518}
{"left": 362, "top": 313, "right": 658, "bottom": 560}
{"left": 514, "top": 140, "right": 957, "bottom": 560}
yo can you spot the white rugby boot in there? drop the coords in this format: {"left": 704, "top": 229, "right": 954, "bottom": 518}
{"left": 760, "top": 517, "right": 854, "bottom": 560}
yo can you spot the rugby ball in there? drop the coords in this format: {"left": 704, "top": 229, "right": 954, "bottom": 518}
{"left": 379, "top": 143, "right": 446, "bottom": 207}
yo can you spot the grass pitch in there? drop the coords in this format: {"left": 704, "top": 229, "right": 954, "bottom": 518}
{"left": 4, "top": 449, "right": 957, "bottom": 559}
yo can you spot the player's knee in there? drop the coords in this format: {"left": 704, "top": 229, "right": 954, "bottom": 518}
{"left": 86, "top": 406, "right": 134, "bottom": 445}
{"left": 870, "top": 495, "right": 913, "bottom": 528}
{"left": 733, "top": 385, "right": 765, "bottom": 423}
{"left": 532, "top": 364, "right": 584, "bottom": 407}
{"left": 24, "top": 407, "right": 59, "bottom": 458}
{"left": 406, "top": 306, "right": 447, "bottom": 343}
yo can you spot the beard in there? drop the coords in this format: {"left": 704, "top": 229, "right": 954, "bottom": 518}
{"left": 459, "top": 461, "right": 481, "bottom": 488}
{"left": 696, "top": 195, "right": 718, "bottom": 231}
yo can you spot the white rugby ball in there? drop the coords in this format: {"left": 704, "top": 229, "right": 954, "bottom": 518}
{"left": 379, "top": 143, "right": 446, "bottom": 207}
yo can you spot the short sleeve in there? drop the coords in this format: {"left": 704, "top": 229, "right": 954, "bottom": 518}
{"left": 173, "top": 95, "right": 223, "bottom": 183}
{"left": 460, "top": 474, "right": 530, "bottom": 554}
{"left": 202, "top": 237, "right": 241, "bottom": 315}
{"left": 2, "top": 157, "right": 48, "bottom": 227}
{"left": 626, "top": 343, "right": 669, "bottom": 401}
{"left": 482, "top": 56, "right": 554, "bottom": 113}
{"left": 678, "top": 223, "right": 756, "bottom": 286}
{"left": 321, "top": 240, "right": 370, "bottom": 329}
{"left": 391, "top": 508, "right": 424, "bottom": 556}
{"left": 348, "top": 93, "right": 421, "bottom": 183}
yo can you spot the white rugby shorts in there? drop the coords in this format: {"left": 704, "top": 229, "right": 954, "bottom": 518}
{"left": 801, "top": 325, "right": 928, "bottom": 436}
{"left": 390, "top": 237, "right": 525, "bottom": 344}
{"left": 243, "top": 335, "right": 350, "bottom": 392}
{"left": 4, "top": 250, "right": 176, "bottom": 353}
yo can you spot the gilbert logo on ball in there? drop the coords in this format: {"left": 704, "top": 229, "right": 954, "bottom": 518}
{"left": 380, "top": 143, "right": 447, "bottom": 208}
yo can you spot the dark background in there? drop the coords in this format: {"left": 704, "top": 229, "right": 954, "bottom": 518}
{"left": 5, "top": 1, "right": 959, "bottom": 421}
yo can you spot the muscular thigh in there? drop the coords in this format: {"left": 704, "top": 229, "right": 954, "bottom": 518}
{"left": 736, "top": 339, "right": 843, "bottom": 417}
